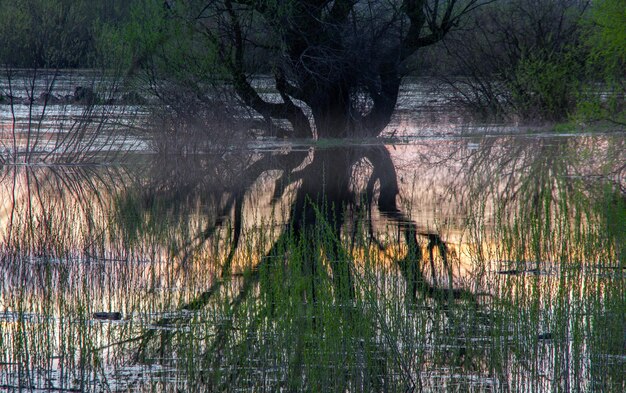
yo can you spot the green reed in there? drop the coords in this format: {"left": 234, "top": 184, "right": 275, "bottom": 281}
{"left": 1, "top": 145, "right": 624, "bottom": 392}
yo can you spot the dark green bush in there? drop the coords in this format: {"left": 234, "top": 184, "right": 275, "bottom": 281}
{"left": 510, "top": 52, "right": 584, "bottom": 120}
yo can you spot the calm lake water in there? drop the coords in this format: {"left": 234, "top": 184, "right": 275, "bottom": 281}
{"left": 1, "top": 71, "right": 625, "bottom": 392}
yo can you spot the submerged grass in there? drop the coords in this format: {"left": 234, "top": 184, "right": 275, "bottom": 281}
{"left": 0, "top": 139, "right": 625, "bottom": 392}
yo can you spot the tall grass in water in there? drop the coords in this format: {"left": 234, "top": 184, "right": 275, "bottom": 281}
{"left": 131, "top": 144, "right": 624, "bottom": 391}
{"left": 462, "top": 138, "right": 625, "bottom": 392}
{"left": 0, "top": 68, "right": 144, "bottom": 164}
{"left": 0, "top": 138, "right": 624, "bottom": 392}
{"left": 0, "top": 161, "right": 270, "bottom": 391}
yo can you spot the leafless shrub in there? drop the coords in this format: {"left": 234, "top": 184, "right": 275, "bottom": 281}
{"left": 0, "top": 67, "right": 144, "bottom": 165}
{"left": 435, "top": 0, "right": 590, "bottom": 122}
{"left": 143, "top": 81, "right": 251, "bottom": 156}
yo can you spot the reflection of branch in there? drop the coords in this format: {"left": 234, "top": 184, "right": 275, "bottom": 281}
{"left": 201, "top": 232, "right": 289, "bottom": 388}
{"left": 180, "top": 193, "right": 243, "bottom": 311}
{"left": 177, "top": 193, "right": 236, "bottom": 269}
{"left": 425, "top": 233, "right": 448, "bottom": 287}
{"left": 366, "top": 145, "right": 477, "bottom": 304}
{"left": 135, "top": 227, "right": 287, "bottom": 365}
{"left": 176, "top": 151, "right": 309, "bottom": 267}
{"left": 135, "top": 151, "right": 310, "bottom": 360}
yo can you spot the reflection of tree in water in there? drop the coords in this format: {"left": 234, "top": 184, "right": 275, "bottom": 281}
{"left": 419, "top": 136, "right": 626, "bottom": 267}
{"left": 131, "top": 135, "right": 624, "bottom": 389}
{"left": 3, "top": 134, "right": 621, "bottom": 390}
{"left": 133, "top": 143, "right": 480, "bottom": 389}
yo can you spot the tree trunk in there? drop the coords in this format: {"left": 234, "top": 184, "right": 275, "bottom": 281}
{"left": 307, "top": 77, "right": 402, "bottom": 138}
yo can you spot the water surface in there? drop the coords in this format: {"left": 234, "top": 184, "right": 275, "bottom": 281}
{"left": 1, "top": 71, "right": 625, "bottom": 392}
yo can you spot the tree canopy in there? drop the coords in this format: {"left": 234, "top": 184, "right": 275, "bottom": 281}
{"left": 0, "top": 0, "right": 131, "bottom": 68}
{"left": 119, "top": 0, "right": 493, "bottom": 138}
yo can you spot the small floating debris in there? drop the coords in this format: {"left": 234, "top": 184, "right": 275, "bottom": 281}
{"left": 93, "top": 312, "right": 122, "bottom": 320}
{"left": 498, "top": 269, "right": 522, "bottom": 275}
{"left": 595, "top": 265, "right": 626, "bottom": 270}
{"left": 498, "top": 268, "right": 543, "bottom": 275}
{"left": 146, "top": 324, "right": 191, "bottom": 332}
{"left": 537, "top": 332, "right": 552, "bottom": 340}
{"left": 599, "top": 354, "right": 626, "bottom": 363}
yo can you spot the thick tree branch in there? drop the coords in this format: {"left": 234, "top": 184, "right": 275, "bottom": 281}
{"left": 400, "top": 0, "right": 493, "bottom": 62}
{"left": 362, "top": 62, "right": 401, "bottom": 136}
{"left": 224, "top": 0, "right": 313, "bottom": 137}
{"left": 275, "top": 69, "right": 307, "bottom": 102}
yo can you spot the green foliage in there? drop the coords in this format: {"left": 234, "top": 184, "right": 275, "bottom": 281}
{"left": 586, "top": 0, "right": 626, "bottom": 83}
{"left": 441, "top": 0, "right": 590, "bottom": 122}
{"left": 96, "top": 0, "right": 163, "bottom": 72}
{"left": 0, "top": 2, "right": 29, "bottom": 65}
{"left": 468, "top": 0, "right": 624, "bottom": 124}
{"left": 0, "top": 0, "right": 92, "bottom": 67}
{"left": 576, "top": 0, "right": 626, "bottom": 124}
{"left": 511, "top": 51, "right": 583, "bottom": 120}
{"left": 0, "top": 0, "right": 132, "bottom": 68}
{"left": 99, "top": 0, "right": 226, "bottom": 83}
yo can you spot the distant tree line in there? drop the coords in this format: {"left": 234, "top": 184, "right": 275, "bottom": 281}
{"left": 0, "top": 0, "right": 132, "bottom": 68}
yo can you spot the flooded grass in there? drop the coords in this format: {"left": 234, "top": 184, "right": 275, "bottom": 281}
{"left": 0, "top": 132, "right": 624, "bottom": 391}
{"left": 1, "top": 69, "right": 624, "bottom": 392}
{"left": 0, "top": 69, "right": 148, "bottom": 165}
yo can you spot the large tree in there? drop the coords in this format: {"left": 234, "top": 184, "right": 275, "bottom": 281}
{"left": 127, "top": 0, "right": 492, "bottom": 138}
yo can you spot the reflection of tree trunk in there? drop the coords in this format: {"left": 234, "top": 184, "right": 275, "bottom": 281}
{"left": 289, "top": 148, "right": 357, "bottom": 302}
{"left": 134, "top": 143, "right": 478, "bottom": 386}
{"left": 400, "top": 225, "right": 422, "bottom": 301}
{"left": 365, "top": 146, "right": 400, "bottom": 213}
